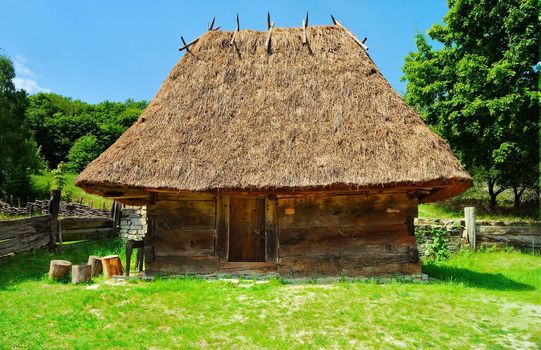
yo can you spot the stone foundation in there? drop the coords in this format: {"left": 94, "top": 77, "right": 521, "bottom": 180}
{"left": 119, "top": 206, "right": 147, "bottom": 241}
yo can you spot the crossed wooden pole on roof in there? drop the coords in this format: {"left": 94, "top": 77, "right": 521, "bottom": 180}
{"left": 178, "top": 13, "right": 369, "bottom": 53}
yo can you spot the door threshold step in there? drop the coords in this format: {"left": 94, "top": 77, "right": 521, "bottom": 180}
{"left": 219, "top": 262, "right": 277, "bottom": 274}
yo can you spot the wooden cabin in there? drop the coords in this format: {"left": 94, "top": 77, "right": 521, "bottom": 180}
{"left": 76, "top": 24, "right": 471, "bottom": 277}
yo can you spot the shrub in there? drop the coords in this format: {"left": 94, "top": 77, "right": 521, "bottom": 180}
{"left": 67, "top": 134, "right": 103, "bottom": 172}
{"left": 425, "top": 227, "right": 450, "bottom": 262}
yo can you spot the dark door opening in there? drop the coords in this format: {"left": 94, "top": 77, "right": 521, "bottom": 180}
{"left": 228, "top": 197, "right": 265, "bottom": 262}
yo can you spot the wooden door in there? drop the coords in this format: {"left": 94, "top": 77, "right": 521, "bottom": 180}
{"left": 228, "top": 197, "right": 266, "bottom": 262}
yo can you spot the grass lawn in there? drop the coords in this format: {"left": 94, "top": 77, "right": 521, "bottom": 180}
{"left": 0, "top": 240, "right": 539, "bottom": 349}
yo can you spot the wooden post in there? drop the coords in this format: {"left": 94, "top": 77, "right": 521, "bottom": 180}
{"left": 71, "top": 264, "right": 91, "bottom": 284}
{"left": 465, "top": 207, "right": 476, "bottom": 251}
{"left": 48, "top": 189, "right": 61, "bottom": 251}
{"left": 265, "top": 195, "right": 278, "bottom": 262}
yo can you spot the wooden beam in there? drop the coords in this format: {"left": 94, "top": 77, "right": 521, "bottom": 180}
{"left": 179, "top": 36, "right": 199, "bottom": 52}
{"left": 208, "top": 16, "right": 216, "bottom": 31}
{"left": 267, "top": 12, "right": 271, "bottom": 30}
{"left": 332, "top": 18, "right": 369, "bottom": 51}
{"left": 265, "top": 21, "right": 275, "bottom": 53}
{"left": 302, "top": 12, "right": 308, "bottom": 44}
{"left": 230, "top": 14, "right": 239, "bottom": 46}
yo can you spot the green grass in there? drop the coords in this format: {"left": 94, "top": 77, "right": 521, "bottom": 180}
{"left": 31, "top": 171, "right": 112, "bottom": 209}
{"left": 1, "top": 240, "right": 540, "bottom": 349}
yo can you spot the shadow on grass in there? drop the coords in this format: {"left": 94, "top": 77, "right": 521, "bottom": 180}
{"left": 423, "top": 264, "right": 535, "bottom": 291}
{"left": 0, "top": 239, "right": 123, "bottom": 290}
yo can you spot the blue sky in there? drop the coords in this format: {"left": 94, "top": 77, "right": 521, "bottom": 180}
{"left": 1, "top": 1, "right": 447, "bottom": 103}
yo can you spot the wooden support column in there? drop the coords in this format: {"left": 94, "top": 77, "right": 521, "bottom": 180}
{"left": 465, "top": 207, "right": 476, "bottom": 251}
{"left": 48, "top": 189, "right": 61, "bottom": 251}
{"left": 216, "top": 194, "right": 230, "bottom": 261}
{"left": 265, "top": 195, "right": 278, "bottom": 262}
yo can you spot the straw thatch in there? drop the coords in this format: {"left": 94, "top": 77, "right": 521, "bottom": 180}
{"left": 76, "top": 25, "right": 471, "bottom": 202}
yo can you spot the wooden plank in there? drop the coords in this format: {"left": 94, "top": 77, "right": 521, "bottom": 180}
{"left": 278, "top": 258, "right": 421, "bottom": 278}
{"left": 61, "top": 228, "right": 113, "bottom": 241}
{"left": 215, "top": 195, "right": 230, "bottom": 261}
{"left": 58, "top": 217, "right": 113, "bottom": 230}
{"left": 153, "top": 199, "right": 215, "bottom": 230}
{"left": 154, "top": 229, "right": 216, "bottom": 257}
{"left": 265, "top": 195, "right": 278, "bottom": 262}
{"left": 279, "top": 225, "right": 414, "bottom": 258}
{"left": 219, "top": 262, "right": 276, "bottom": 274}
{"left": 0, "top": 216, "right": 51, "bottom": 241}
{"left": 157, "top": 193, "right": 215, "bottom": 201}
{"left": 0, "top": 233, "right": 50, "bottom": 256}
{"left": 145, "top": 256, "right": 219, "bottom": 275}
{"left": 229, "top": 197, "right": 265, "bottom": 262}
{"left": 277, "top": 194, "right": 409, "bottom": 228}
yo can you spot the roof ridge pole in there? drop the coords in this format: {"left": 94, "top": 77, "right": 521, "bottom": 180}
{"left": 330, "top": 15, "right": 369, "bottom": 52}
{"left": 230, "top": 14, "right": 239, "bottom": 46}
{"left": 302, "top": 12, "right": 309, "bottom": 44}
{"left": 265, "top": 19, "right": 275, "bottom": 53}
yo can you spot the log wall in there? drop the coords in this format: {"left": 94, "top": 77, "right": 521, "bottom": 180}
{"left": 144, "top": 193, "right": 219, "bottom": 275}
{"left": 276, "top": 193, "right": 421, "bottom": 277}
{"left": 0, "top": 216, "right": 51, "bottom": 257}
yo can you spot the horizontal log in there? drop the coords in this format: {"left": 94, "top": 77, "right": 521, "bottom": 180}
{"left": 156, "top": 193, "right": 216, "bottom": 201}
{"left": 145, "top": 256, "right": 219, "bottom": 275}
{"left": 277, "top": 255, "right": 420, "bottom": 277}
{"left": 219, "top": 262, "right": 277, "bottom": 274}
{"left": 477, "top": 225, "right": 541, "bottom": 236}
{"left": 58, "top": 217, "right": 113, "bottom": 230}
{"left": 151, "top": 200, "right": 215, "bottom": 230}
{"left": 61, "top": 228, "right": 113, "bottom": 241}
{"left": 0, "top": 233, "right": 50, "bottom": 256}
{"left": 277, "top": 194, "right": 411, "bottom": 228}
{"left": 0, "top": 216, "right": 51, "bottom": 241}
{"left": 153, "top": 229, "right": 216, "bottom": 257}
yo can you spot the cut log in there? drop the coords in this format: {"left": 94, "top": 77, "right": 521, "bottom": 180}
{"left": 87, "top": 255, "right": 103, "bottom": 276}
{"left": 101, "top": 255, "right": 123, "bottom": 278}
{"left": 48, "top": 260, "right": 72, "bottom": 281}
{"left": 71, "top": 264, "right": 91, "bottom": 284}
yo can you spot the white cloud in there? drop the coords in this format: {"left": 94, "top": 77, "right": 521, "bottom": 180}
{"left": 13, "top": 77, "right": 50, "bottom": 93}
{"left": 11, "top": 55, "right": 50, "bottom": 94}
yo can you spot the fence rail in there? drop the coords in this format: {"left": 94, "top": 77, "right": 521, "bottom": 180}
{"left": 0, "top": 216, "right": 52, "bottom": 257}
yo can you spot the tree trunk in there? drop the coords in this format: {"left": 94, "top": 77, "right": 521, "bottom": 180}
{"left": 48, "top": 260, "right": 72, "bottom": 281}
{"left": 71, "top": 264, "right": 92, "bottom": 284}
{"left": 487, "top": 178, "right": 505, "bottom": 209}
{"left": 101, "top": 255, "right": 123, "bottom": 279}
{"left": 513, "top": 186, "right": 525, "bottom": 209}
{"left": 87, "top": 255, "right": 103, "bottom": 276}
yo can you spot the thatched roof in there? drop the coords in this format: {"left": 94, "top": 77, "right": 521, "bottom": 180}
{"left": 76, "top": 25, "right": 471, "bottom": 202}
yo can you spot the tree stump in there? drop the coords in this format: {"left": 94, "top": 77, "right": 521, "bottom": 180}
{"left": 71, "top": 264, "right": 91, "bottom": 284}
{"left": 87, "top": 255, "right": 103, "bottom": 276}
{"left": 48, "top": 260, "right": 72, "bottom": 281}
{"left": 101, "top": 255, "right": 123, "bottom": 279}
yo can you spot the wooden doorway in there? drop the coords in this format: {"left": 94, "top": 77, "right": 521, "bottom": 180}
{"left": 228, "top": 197, "right": 266, "bottom": 262}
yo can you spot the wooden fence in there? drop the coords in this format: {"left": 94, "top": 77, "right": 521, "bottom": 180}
{"left": 0, "top": 216, "right": 52, "bottom": 257}
{"left": 59, "top": 217, "right": 114, "bottom": 242}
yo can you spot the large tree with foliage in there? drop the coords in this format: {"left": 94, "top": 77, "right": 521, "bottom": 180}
{"left": 0, "top": 55, "right": 44, "bottom": 197}
{"left": 26, "top": 93, "right": 147, "bottom": 169}
{"left": 402, "top": 0, "right": 539, "bottom": 207}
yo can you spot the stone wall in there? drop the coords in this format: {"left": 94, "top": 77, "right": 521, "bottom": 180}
{"left": 414, "top": 218, "right": 465, "bottom": 256}
{"left": 119, "top": 206, "right": 147, "bottom": 241}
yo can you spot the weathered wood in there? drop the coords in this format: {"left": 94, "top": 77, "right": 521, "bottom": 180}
{"left": 229, "top": 197, "right": 265, "bottom": 262}
{"left": 153, "top": 229, "right": 215, "bottom": 257}
{"left": 277, "top": 194, "right": 409, "bottom": 228}
{"left": 0, "top": 215, "right": 51, "bottom": 241}
{"left": 219, "top": 262, "right": 276, "bottom": 274}
{"left": 464, "top": 207, "right": 476, "bottom": 251}
{"left": 87, "top": 255, "right": 103, "bottom": 276}
{"left": 153, "top": 200, "right": 215, "bottom": 230}
{"left": 477, "top": 225, "right": 540, "bottom": 248}
{"left": 49, "top": 189, "right": 61, "bottom": 250}
{"left": 71, "top": 264, "right": 91, "bottom": 284}
{"left": 101, "top": 255, "right": 123, "bottom": 278}
{"left": 157, "top": 193, "right": 215, "bottom": 201}
{"left": 230, "top": 14, "right": 240, "bottom": 46}
{"left": 265, "top": 195, "right": 278, "bottom": 262}
{"left": 146, "top": 256, "right": 219, "bottom": 275}
{"left": 144, "top": 245, "right": 155, "bottom": 263}
{"left": 48, "top": 260, "right": 72, "bottom": 281}
{"left": 265, "top": 21, "right": 274, "bottom": 53}
{"left": 216, "top": 195, "right": 230, "bottom": 261}
{"left": 61, "top": 227, "right": 113, "bottom": 241}
{"left": 178, "top": 37, "right": 199, "bottom": 52}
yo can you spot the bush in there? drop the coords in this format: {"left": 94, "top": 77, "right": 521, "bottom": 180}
{"left": 67, "top": 134, "right": 103, "bottom": 172}
{"left": 425, "top": 227, "right": 450, "bottom": 262}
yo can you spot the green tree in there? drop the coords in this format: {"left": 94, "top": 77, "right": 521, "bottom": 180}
{"left": 402, "top": 0, "right": 539, "bottom": 208}
{"left": 67, "top": 134, "right": 103, "bottom": 172}
{"left": 0, "top": 55, "right": 44, "bottom": 197}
